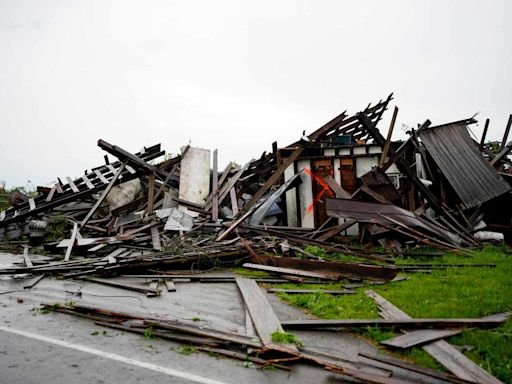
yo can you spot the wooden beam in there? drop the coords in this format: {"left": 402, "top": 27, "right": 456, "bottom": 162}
{"left": 64, "top": 222, "right": 78, "bottom": 262}
{"left": 499, "top": 114, "right": 512, "bottom": 152}
{"left": 324, "top": 175, "right": 351, "bottom": 198}
{"left": 380, "top": 329, "right": 463, "bottom": 349}
{"left": 243, "top": 263, "right": 338, "bottom": 280}
{"left": 147, "top": 173, "right": 155, "bottom": 214}
{"left": 79, "top": 161, "right": 126, "bottom": 230}
{"left": 379, "top": 106, "right": 398, "bottom": 167}
{"left": 480, "top": 118, "right": 490, "bottom": 151}
{"left": 229, "top": 187, "right": 239, "bottom": 216}
{"left": 235, "top": 277, "right": 299, "bottom": 353}
{"left": 212, "top": 149, "right": 219, "bottom": 221}
{"left": 66, "top": 177, "right": 80, "bottom": 193}
{"left": 366, "top": 290, "right": 502, "bottom": 384}
{"left": 23, "top": 246, "right": 33, "bottom": 267}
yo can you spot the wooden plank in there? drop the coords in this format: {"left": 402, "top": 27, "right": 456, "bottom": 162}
{"left": 379, "top": 105, "right": 399, "bottom": 167}
{"left": 23, "top": 246, "right": 33, "bottom": 267}
{"left": 106, "top": 164, "right": 117, "bottom": 175}
{"left": 243, "top": 263, "right": 337, "bottom": 280}
{"left": 268, "top": 288, "right": 355, "bottom": 295}
{"left": 66, "top": 177, "right": 80, "bottom": 193}
{"left": 211, "top": 149, "right": 219, "bottom": 221}
{"left": 45, "top": 185, "right": 57, "bottom": 202}
{"left": 229, "top": 187, "right": 239, "bottom": 216}
{"left": 324, "top": 175, "right": 351, "bottom": 198}
{"left": 242, "top": 147, "right": 305, "bottom": 213}
{"left": 79, "top": 277, "right": 161, "bottom": 295}
{"left": 380, "top": 329, "right": 463, "bottom": 349}
{"left": 480, "top": 119, "right": 490, "bottom": 151}
{"left": 81, "top": 174, "right": 95, "bottom": 189}
{"left": 144, "top": 320, "right": 262, "bottom": 348}
{"left": 235, "top": 277, "right": 298, "bottom": 352}
{"left": 499, "top": 114, "right": 512, "bottom": 152}
{"left": 359, "top": 352, "right": 475, "bottom": 384}
{"left": 55, "top": 182, "right": 64, "bottom": 194}
{"left": 147, "top": 280, "right": 159, "bottom": 297}
{"left": 80, "top": 162, "right": 126, "bottom": 230}
{"left": 28, "top": 198, "right": 36, "bottom": 211}
{"left": 164, "top": 280, "right": 176, "bottom": 292}
{"left": 150, "top": 226, "right": 161, "bottom": 251}
{"left": 360, "top": 185, "right": 392, "bottom": 204}
{"left": 93, "top": 169, "right": 109, "bottom": 184}
{"left": 125, "top": 165, "right": 136, "bottom": 174}
{"left": 281, "top": 317, "right": 508, "bottom": 330}
{"left": 23, "top": 274, "right": 46, "bottom": 289}
{"left": 366, "top": 290, "right": 502, "bottom": 384}
{"left": 147, "top": 173, "right": 155, "bottom": 214}
{"left": 64, "top": 222, "right": 78, "bottom": 262}
{"left": 317, "top": 219, "right": 356, "bottom": 241}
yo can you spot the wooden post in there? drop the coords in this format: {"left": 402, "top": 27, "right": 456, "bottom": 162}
{"left": 212, "top": 149, "right": 219, "bottom": 221}
{"left": 379, "top": 106, "right": 398, "bottom": 167}
{"left": 499, "top": 114, "right": 512, "bottom": 152}
{"left": 479, "top": 118, "right": 489, "bottom": 151}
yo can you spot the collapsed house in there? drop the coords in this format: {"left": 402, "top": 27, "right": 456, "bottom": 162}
{"left": 1, "top": 94, "right": 511, "bottom": 383}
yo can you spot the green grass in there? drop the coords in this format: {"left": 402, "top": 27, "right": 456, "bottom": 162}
{"left": 271, "top": 331, "right": 304, "bottom": 348}
{"left": 273, "top": 245, "right": 512, "bottom": 383}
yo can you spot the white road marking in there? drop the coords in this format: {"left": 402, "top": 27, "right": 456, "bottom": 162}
{"left": 0, "top": 326, "right": 228, "bottom": 384}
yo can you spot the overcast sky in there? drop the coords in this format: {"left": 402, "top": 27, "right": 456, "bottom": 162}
{"left": 1, "top": 0, "right": 511, "bottom": 188}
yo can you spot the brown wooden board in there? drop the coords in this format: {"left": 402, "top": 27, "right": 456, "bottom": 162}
{"left": 243, "top": 263, "right": 337, "bottom": 280}
{"left": 366, "top": 290, "right": 503, "bottom": 384}
{"left": 380, "top": 329, "right": 463, "bottom": 349}
{"left": 235, "top": 277, "right": 298, "bottom": 353}
{"left": 281, "top": 317, "right": 507, "bottom": 330}
{"left": 268, "top": 288, "right": 355, "bottom": 295}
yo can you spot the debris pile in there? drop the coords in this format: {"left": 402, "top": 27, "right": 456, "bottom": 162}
{"left": 1, "top": 94, "right": 511, "bottom": 383}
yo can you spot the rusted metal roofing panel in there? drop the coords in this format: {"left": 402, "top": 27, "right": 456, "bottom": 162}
{"left": 419, "top": 123, "right": 511, "bottom": 209}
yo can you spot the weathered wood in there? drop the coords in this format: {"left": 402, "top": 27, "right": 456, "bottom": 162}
{"left": 317, "top": 220, "right": 357, "bottom": 241}
{"left": 147, "top": 279, "right": 159, "bottom": 297}
{"left": 150, "top": 226, "right": 161, "bottom": 251}
{"left": 79, "top": 277, "right": 161, "bottom": 295}
{"left": 359, "top": 352, "right": 474, "bottom": 384}
{"left": 229, "top": 187, "right": 239, "bottom": 216}
{"left": 164, "top": 280, "right": 176, "bottom": 292}
{"left": 499, "top": 114, "right": 512, "bottom": 152}
{"left": 23, "top": 274, "right": 46, "bottom": 289}
{"left": 480, "top": 119, "right": 490, "bottom": 151}
{"left": 243, "top": 263, "right": 337, "bottom": 280}
{"left": 23, "top": 246, "right": 33, "bottom": 268}
{"left": 281, "top": 317, "right": 508, "bottom": 330}
{"left": 145, "top": 319, "right": 262, "bottom": 348}
{"left": 64, "top": 222, "right": 78, "bottom": 262}
{"left": 147, "top": 173, "right": 155, "bottom": 214}
{"left": 211, "top": 149, "right": 219, "bottom": 221}
{"left": 81, "top": 174, "right": 95, "bottom": 189}
{"left": 366, "top": 290, "right": 503, "bottom": 384}
{"left": 235, "top": 277, "right": 298, "bottom": 353}
{"left": 242, "top": 147, "right": 305, "bottom": 213}
{"left": 323, "top": 175, "right": 351, "bottom": 198}
{"left": 66, "top": 177, "right": 80, "bottom": 193}
{"left": 379, "top": 106, "right": 398, "bottom": 167}
{"left": 45, "top": 185, "right": 57, "bottom": 202}
{"left": 93, "top": 169, "right": 109, "bottom": 184}
{"left": 96, "top": 321, "right": 219, "bottom": 347}
{"left": 381, "top": 329, "right": 463, "bottom": 349}
{"left": 80, "top": 161, "right": 127, "bottom": 230}
{"left": 268, "top": 288, "right": 355, "bottom": 295}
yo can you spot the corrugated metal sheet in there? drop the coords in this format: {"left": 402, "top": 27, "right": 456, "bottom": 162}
{"left": 419, "top": 123, "right": 511, "bottom": 208}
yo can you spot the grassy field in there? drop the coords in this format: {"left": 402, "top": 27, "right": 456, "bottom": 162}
{"left": 269, "top": 245, "right": 512, "bottom": 383}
